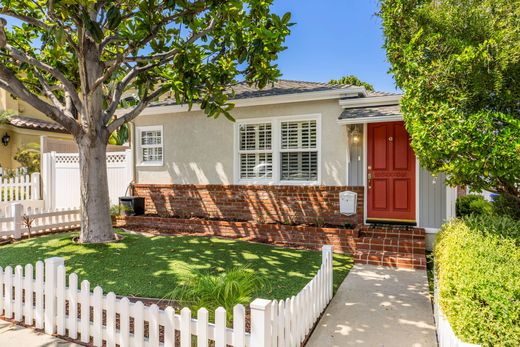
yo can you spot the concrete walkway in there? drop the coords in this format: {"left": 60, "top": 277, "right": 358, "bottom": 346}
{"left": 307, "top": 264, "right": 437, "bottom": 347}
{"left": 0, "top": 319, "right": 80, "bottom": 347}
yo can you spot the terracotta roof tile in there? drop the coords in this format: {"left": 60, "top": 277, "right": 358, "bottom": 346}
{"left": 8, "top": 116, "right": 68, "bottom": 133}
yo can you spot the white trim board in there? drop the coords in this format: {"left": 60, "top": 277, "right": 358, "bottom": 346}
{"left": 339, "top": 95, "right": 402, "bottom": 108}
{"left": 130, "top": 88, "right": 366, "bottom": 116}
{"left": 337, "top": 114, "right": 403, "bottom": 125}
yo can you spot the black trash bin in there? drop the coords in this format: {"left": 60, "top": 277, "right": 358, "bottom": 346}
{"left": 118, "top": 196, "right": 145, "bottom": 216}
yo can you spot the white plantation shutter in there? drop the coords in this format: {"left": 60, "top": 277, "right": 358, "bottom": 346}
{"left": 236, "top": 116, "right": 320, "bottom": 183}
{"left": 280, "top": 120, "right": 318, "bottom": 181}
{"left": 238, "top": 123, "right": 273, "bottom": 179}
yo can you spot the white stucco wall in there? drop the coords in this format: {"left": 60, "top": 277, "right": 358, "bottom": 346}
{"left": 132, "top": 99, "right": 349, "bottom": 185}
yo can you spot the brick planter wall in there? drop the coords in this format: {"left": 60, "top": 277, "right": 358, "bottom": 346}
{"left": 132, "top": 184, "right": 364, "bottom": 226}
{"left": 116, "top": 216, "right": 358, "bottom": 254}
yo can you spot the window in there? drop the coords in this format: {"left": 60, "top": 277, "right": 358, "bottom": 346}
{"left": 280, "top": 120, "right": 318, "bottom": 181}
{"left": 238, "top": 123, "right": 273, "bottom": 180}
{"left": 235, "top": 115, "right": 320, "bottom": 184}
{"left": 137, "top": 126, "right": 163, "bottom": 166}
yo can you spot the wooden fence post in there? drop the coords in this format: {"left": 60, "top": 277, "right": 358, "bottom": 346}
{"left": 250, "top": 298, "right": 272, "bottom": 347}
{"left": 11, "top": 203, "right": 23, "bottom": 240}
{"left": 44, "top": 257, "right": 65, "bottom": 334}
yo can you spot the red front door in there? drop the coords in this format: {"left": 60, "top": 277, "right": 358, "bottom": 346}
{"left": 367, "top": 121, "right": 416, "bottom": 223}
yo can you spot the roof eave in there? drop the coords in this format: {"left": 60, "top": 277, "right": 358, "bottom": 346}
{"left": 340, "top": 94, "right": 402, "bottom": 109}
{"left": 337, "top": 114, "right": 403, "bottom": 125}
{"left": 126, "top": 86, "right": 367, "bottom": 117}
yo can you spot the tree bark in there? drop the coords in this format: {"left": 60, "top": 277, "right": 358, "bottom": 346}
{"left": 78, "top": 134, "right": 114, "bottom": 243}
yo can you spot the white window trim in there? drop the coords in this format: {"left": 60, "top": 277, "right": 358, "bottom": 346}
{"left": 136, "top": 125, "right": 164, "bottom": 167}
{"left": 233, "top": 114, "right": 322, "bottom": 185}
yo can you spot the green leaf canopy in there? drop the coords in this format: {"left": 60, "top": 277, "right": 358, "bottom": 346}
{"left": 380, "top": 0, "right": 520, "bottom": 199}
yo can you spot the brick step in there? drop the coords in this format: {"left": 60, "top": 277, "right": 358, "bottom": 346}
{"left": 358, "top": 228, "right": 426, "bottom": 239}
{"left": 355, "top": 237, "right": 425, "bottom": 253}
{"left": 354, "top": 250, "right": 426, "bottom": 270}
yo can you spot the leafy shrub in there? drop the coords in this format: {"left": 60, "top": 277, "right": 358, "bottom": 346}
{"left": 493, "top": 193, "right": 520, "bottom": 221}
{"left": 168, "top": 266, "right": 268, "bottom": 322}
{"left": 456, "top": 194, "right": 493, "bottom": 217}
{"left": 109, "top": 204, "right": 132, "bottom": 217}
{"left": 14, "top": 143, "right": 40, "bottom": 174}
{"left": 435, "top": 216, "right": 520, "bottom": 346}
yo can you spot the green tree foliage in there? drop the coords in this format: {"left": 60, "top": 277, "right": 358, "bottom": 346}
{"left": 14, "top": 143, "right": 40, "bottom": 174}
{"left": 328, "top": 75, "right": 374, "bottom": 91}
{"left": 380, "top": 0, "right": 520, "bottom": 200}
{"left": 0, "top": 1, "right": 292, "bottom": 242}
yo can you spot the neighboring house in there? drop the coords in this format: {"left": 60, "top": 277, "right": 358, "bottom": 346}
{"left": 129, "top": 80, "right": 458, "bottom": 246}
{"left": 0, "top": 89, "right": 74, "bottom": 172}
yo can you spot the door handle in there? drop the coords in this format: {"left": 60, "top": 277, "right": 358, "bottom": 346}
{"left": 368, "top": 173, "right": 372, "bottom": 189}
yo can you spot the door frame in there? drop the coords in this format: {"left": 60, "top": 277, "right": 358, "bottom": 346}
{"left": 362, "top": 122, "right": 420, "bottom": 225}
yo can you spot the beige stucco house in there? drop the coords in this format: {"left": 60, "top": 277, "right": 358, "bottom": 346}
{"left": 128, "top": 80, "right": 458, "bottom": 248}
{"left": 0, "top": 89, "right": 74, "bottom": 172}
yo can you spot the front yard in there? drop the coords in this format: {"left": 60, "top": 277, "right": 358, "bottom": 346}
{"left": 0, "top": 230, "right": 352, "bottom": 301}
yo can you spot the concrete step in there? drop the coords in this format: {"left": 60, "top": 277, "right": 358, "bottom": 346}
{"left": 353, "top": 250, "right": 426, "bottom": 270}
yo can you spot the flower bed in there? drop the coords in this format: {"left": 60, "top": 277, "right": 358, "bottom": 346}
{"left": 116, "top": 215, "right": 358, "bottom": 254}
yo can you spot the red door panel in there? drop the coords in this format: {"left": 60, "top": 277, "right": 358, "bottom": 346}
{"left": 367, "top": 122, "right": 416, "bottom": 223}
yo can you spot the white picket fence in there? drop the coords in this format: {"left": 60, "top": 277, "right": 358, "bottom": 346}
{"left": 0, "top": 172, "right": 40, "bottom": 202}
{"left": 0, "top": 203, "right": 80, "bottom": 239}
{"left": 0, "top": 167, "right": 28, "bottom": 177}
{"left": 434, "top": 276, "right": 480, "bottom": 347}
{"left": 0, "top": 246, "right": 333, "bottom": 347}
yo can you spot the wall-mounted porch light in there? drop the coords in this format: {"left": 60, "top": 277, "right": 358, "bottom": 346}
{"left": 1, "top": 132, "right": 10, "bottom": 146}
{"left": 350, "top": 126, "right": 361, "bottom": 145}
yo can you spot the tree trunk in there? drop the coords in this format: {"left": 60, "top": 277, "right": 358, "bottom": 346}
{"left": 78, "top": 135, "right": 114, "bottom": 243}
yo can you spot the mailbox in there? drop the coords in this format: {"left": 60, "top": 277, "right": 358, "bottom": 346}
{"left": 339, "top": 191, "right": 357, "bottom": 215}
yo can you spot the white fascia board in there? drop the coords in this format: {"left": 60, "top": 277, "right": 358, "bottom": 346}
{"left": 125, "top": 87, "right": 367, "bottom": 116}
{"left": 337, "top": 114, "right": 403, "bottom": 125}
{"left": 339, "top": 95, "right": 402, "bottom": 109}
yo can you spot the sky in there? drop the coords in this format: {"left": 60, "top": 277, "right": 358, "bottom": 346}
{"left": 271, "top": 0, "right": 398, "bottom": 92}
{"left": 4, "top": 1, "right": 396, "bottom": 92}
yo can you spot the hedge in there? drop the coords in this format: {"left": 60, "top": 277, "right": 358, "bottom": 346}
{"left": 435, "top": 215, "right": 520, "bottom": 346}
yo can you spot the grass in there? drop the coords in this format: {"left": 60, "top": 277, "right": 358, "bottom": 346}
{"left": 0, "top": 230, "right": 353, "bottom": 301}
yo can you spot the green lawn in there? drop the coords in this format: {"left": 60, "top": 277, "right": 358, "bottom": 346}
{"left": 0, "top": 230, "right": 352, "bottom": 301}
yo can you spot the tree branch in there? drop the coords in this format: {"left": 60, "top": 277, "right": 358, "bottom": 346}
{"left": 34, "top": 70, "right": 67, "bottom": 112}
{"left": 94, "top": 2, "right": 210, "bottom": 93}
{"left": 0, "top": 64, "right": 79, "bottom": 134}
{"left": 0, "top": 8, "right": 51, "bottom": 30}
{"left": 5, "top": 44, "right": 84, "bottom": 114}
{"left": 107, "top": 87, "right": 164, "bottom": 133}
{"left": 103, "top": 18, "right": 216, "bottom": 123}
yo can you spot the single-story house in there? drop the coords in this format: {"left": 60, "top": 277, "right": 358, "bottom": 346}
{"left": 127, "top": 80, "right": 458, "bottom": 250}
{"left": 0, "top": 89, "right": 74, "bottom": 173}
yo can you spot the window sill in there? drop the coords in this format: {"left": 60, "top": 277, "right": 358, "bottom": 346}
{"left": 237, "top": 180, "right": 320, "bottom": 186}
{"left": 137, "top": 161, "right": 164, "bottom": 167}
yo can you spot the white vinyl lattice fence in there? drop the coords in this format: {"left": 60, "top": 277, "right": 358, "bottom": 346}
{"left": 0, "top": 246, "right": 333, "bottom": 347}
{"left": 42, "top": 150, "right": 133, "bottom": 210}
{"left": 0, "top": 203, "right": 80, "bottom": 239}
{"left": 0, "top": 172, "right": 40, "bottom": 202}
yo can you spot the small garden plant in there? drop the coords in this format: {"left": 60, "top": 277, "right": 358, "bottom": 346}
{"left": 168, "top": 266, "right": 268, "bottom": 322}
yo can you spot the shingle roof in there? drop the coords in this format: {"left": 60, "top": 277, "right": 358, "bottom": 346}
{"left": 8, "top": 116, "right": 67, "bottom": 133}
{"left": 148, "top": 79, "right": 361, "bottom": 107}
{"left": 339, "top": 105, "right": 402, "bottom": 120}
